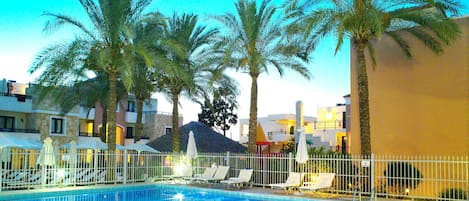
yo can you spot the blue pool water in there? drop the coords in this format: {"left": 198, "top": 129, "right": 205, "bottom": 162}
{"left": 1, "top": 184, "right": 317, "bottom": 201}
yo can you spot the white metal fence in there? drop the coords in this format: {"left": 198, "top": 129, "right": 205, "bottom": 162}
{"left": 1, "top": 150, "right": 467, "bottom": 200}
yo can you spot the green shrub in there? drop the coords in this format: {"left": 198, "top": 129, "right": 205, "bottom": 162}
{"left": 439, "top": 188, "right": 467, "bottom": 200}
{"left": 384, "top": 162, "right": 423, "bottom": 195}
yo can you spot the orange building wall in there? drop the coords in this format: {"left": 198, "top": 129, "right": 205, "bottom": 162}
{"left": 350, "top": 17, "right": 469, "bottom": 156}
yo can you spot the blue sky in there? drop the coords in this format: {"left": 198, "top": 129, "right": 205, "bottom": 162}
{"left": 3, "top": 0, "right": 463, "bottom": 138}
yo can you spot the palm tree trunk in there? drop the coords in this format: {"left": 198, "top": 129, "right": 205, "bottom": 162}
{"left": 106, "top": 72, "right": 117, "bottom": 183}
{"left": 356, "top": 42, "right": 372, "bottom": 155}
{"left": 248, "top": 75, "right": 258, "bottom": 153}
{"left": 108, "top": 72, "right": 117, "bottom": 151}
{"left": 100, "top": 103, "right": 108, "bottom": 143}
{"left": 171, "top": 92, "right": 180, "bottom": 153}
{"left": 135, "top": 98, "right": 144, "bottom": 143}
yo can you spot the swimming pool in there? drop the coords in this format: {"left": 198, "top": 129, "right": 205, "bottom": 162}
{"left": 0, "top": 184, "right": 320, "bottom": 201}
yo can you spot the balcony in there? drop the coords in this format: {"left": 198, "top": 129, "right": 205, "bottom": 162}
{"left": 79, "top": 106, "right": 95, "bottom": 120}
{"left": 266, "top": 131, "right": 292, "bottom": 143}
{"left": 313, "top": 120, "right": 345, "bottom": 130}
{"left": 0, "top": 128, "right": 39, "bottom": 133}
{"left": 78, "top": 132, "right": 100, "bottom": 137}
{"left": 0, "top": 94, "right": 32, "bottom": 113}
{"left": 125, "top": 112, "right": 138, "bottom": 124}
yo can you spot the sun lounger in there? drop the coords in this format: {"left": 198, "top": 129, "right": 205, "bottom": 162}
{"left": 299, "top": 173, "right": 335, "bottom": 192}
{"left": 193, "top": 166, "right": 229, "bottom": 183}
{"left": 9, "top": 171, "right": 45, "bottom": 188}
{"left": 2, "top": 171, "right": 28, "bottom": 183}
{"left": 96, "top": 169, "right": 107, "bottom": 183}
{"left": 164, "top": 165, "right": 193, "bottom": 180}
{"left": 220, "top": 169, "right": 253, "bottom": 188}
{"left": 269, "top": 172, "right": 304, "bottom": 191}
{"left": 186, "top": 167, "right": 217, "bottom": 182}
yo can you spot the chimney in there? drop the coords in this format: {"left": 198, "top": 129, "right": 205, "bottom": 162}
{"left": 296, "top": 101, "right": 303, "bottom": 141}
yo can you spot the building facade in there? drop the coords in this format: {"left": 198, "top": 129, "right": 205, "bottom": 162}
{"left": 239, "top": 98, "right": 350, "bottom": 153}
{"left": 0, "top": 79, "right": 182, "bottom": 146}
{"left": 349, "top": 16, "right": 469, "bottom": 156}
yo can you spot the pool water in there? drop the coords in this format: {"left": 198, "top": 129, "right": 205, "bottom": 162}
{"left": 1, "top": 184, "right": 317, "bottom": 201}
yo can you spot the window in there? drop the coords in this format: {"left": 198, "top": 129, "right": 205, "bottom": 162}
{"left": 127, "top": 101, "right": 135, "bottom": 112}
{"left": 165, "top": 127, "right": 172, "bottom": 134}
{"left": 289, "top": 126, "right": 295, "bottom": 135}
{"left": 126, "top": 127, "right": 134, "bottom": 138}
{"left": 116, "top": 101, "right": 121, "bottom": 112}
{"left": 50, "top": 117, "right": 65, "bottom": 135}
{"left": 342, "top": 112, "right": 346, "bottom": 128}
{"left": 0, "top": 116, "right": 14, "bottom": 130}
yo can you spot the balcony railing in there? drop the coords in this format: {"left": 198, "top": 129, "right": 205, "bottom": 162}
{"left": 0, "top": 128, "right": 39, "bottom": 133}
{"left": 78, "top": 132, "right": 100, "bottom": 137}
{"left": 1, "top": 93, "right": 32, "bottom": 99}
{"left": 312, "top": 120, "right": 345, "bottom": 130}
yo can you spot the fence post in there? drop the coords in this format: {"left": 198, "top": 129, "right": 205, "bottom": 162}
{"left": 41, "top": 164, "right": 46, "bottom": 187}
{"left": 0, "top": 157, "right": 2, "bottom": 192}
{"left": 466, "top": 156, "right": 468, "bottom": 200}
{"left": 370, "top": 153, "right": 375, "bottom": 201}
{"left": 226, "top": 152, "right": 230, "bottom": 166}
{"left": 288, "top": 152, "right": 293, "bottom": 173}
{"left": 123, "top": 149, "right": 128, "bottom": 184}
{"left": 93, "top": 149, "right": 98, "bottom": 185}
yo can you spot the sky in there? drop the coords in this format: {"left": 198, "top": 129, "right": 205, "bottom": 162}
{"left": 0, "top": 0, "right": 353, "bottom": 140}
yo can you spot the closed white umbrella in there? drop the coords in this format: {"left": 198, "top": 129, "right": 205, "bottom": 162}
{"left": 37, "top": 137, "right": 56, "bottom": 166}
{"left": 186, "top": 131, "right": 198, "bottom": 159}
{"left": 295, "top": 129, "right": 309, "bottom": 164}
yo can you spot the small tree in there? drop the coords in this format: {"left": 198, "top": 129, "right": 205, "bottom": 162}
{"left": 198, "top": 98, "right": 238, "bottom": 136}
{"left": 385, "top": 162, "right": 423, "bottom": 196}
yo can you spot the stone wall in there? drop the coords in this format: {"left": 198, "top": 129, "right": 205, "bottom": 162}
{"left": 27, "top": 112, "right": 78, "bottom": 145}
{"left": 143, "top": 112, "right": 183, "bottom": 141}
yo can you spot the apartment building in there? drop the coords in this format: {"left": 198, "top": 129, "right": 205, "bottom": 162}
{"left": 239, "top": 98, "right": 350, "bottom": 153}
{"left": 0, "top": 79, "right": 181, "bottom": 146}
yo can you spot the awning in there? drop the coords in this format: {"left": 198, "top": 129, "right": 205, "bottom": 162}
{"left": 124, "top": 143, "right": 159, "bottom": 153}
{"left": 0, "top": 132, "right": 42, "bottom": 149}
{"left": 63, "top": 137, "right": 108, "bottom": 150}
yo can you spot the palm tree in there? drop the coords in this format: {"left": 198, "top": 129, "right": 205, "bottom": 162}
{"left": 286, "top": 0, "right": 461, "bottom": 155}
{"left": 156, "top": 13, "right": 220, "bottom": 152}
{"left": 213, "top": 0, "right": 311, "bottom": 153}
{"left": 130, "top": 13, "right": 167, "bottom": 142}
{"left": 30, "top": 0, "right": 154, "bottom": 150}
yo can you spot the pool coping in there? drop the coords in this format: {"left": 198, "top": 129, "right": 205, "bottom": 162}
{"left": 0, "top": 182, "right": 333, "bottom": 201}
{"left": 0, "top": 183, "right": 152, "bottom": 201}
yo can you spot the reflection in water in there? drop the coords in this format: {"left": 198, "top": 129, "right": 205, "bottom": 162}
{"left": 17, "top": 186, "right": 284, "bottom": 201}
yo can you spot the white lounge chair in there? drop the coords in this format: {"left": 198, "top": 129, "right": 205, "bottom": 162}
{"left": 186, "top": 167, "right": 217, "bottom": 182}
{"left": 299, "top": 173, "right": 335, "bottom": 192}
{"left": 220, "top": 169, "right": 253, "bottom": 188}
{"left": 164, "top": 165, "right": 193, "bottom": 180}
{"left": 194, "top": 166, "right": 229, "bottom": 183}
{"left": 269, "top": 172, "right": 304, "bottom": 191}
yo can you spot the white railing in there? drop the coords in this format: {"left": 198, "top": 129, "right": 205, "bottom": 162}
{"left": 0, "top": 151, "right": 467, "bottom": 200}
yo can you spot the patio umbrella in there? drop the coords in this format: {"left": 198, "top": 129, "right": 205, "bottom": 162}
{"left": 186, "top": 131, "right": 198, "bottom": 159}
{"left": 295, "top": 129, "right": 309, "bottom": 164}
{"left": 36, "top": 137, "right": 57, "bottom": 166}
